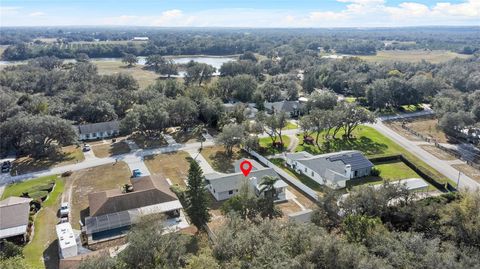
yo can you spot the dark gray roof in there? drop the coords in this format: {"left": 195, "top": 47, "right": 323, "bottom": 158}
{"left": 0, "top": 197, "right": 32, "bottom": 230}
{"left": 294, "top": 150, "right": 373, "bottom": 181}
{"left": 264, "top": 101, "right": 304, "bottom": 114}
{"left": 77, "top": 120, "right": 119, "bottom": 135}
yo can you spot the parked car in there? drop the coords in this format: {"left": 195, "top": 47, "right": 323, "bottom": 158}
{"left": 60, "top": 202, "right": 70, "bottom": 217}
{"left": 1, "top": 161, "right": 11, "bottom": 173}
{"left": 132, "top": 169, "right": 142, "bottom": 178}
{"left": 82, "top": 144, "right": 91, "bottom": 152}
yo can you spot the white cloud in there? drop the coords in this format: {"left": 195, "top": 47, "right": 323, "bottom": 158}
{"left": 29, "top": 11, "right": 46, "bottom": 17}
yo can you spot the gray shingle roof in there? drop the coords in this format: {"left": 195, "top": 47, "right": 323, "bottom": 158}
{"left": 0, "top": 197, "right": 32, "bottom": 230}
{"left": 205, "top": 167, "right": 285, "bottom": 193}
{"left": 264, "top": 101, "right": 304, "bottom": 114}
{"left": 77, "top": 120, "right": 119, "bottom": 135}
{"left": 293, "top": 150, "right": 373, "bottom": 182}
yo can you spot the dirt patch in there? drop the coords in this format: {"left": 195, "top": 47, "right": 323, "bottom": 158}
{"left": 92, "top": 142, "right": 131, "bottom": 158}
{"left": 385, "top": 121, "right": 423, "bottom": 141}
{"left": 70, "top": 162, "right": 131, "bottom": 229}
{"left": 452, "top": 164, "right": 480, "bottom": 183}
{"left": 144, "top": 151, "right": 191, "bottom": 187}
{"left": 420, "top": 145, "right": 457, "bottom": 160}
{"left": 405, "top": 117, "right": 449, "bottom": 143}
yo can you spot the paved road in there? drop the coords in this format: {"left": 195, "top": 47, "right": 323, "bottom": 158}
{"left": 371, "top": 121, "right": 479, "bottom": 191}
{"left": 0, "top": 141, "right": 214, "bottom": 187}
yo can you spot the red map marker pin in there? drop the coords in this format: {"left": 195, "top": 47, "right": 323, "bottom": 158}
{"left": 240, "top": 160, "right": 253, "bottom": 177}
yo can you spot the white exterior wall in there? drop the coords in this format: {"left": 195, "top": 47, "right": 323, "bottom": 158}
{"left": 79, "top": 130, "right": 119, "bottom": 140}
{"left": 290, "top": 160, "right": 326, "bottom": 185}
{"left": 207, "top": 184, "right": 238, "bottom": 201}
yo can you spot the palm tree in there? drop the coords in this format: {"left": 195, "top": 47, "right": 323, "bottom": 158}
{"left": 258, "top": 175, "right": 283, "bottom": 219}
{"left": 259, "top": 175, "right": 279, "bottom": 200}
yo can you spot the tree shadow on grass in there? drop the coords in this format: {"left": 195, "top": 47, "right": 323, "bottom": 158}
{"left": 208, "top": 151, "right": 236, "bottom": 173}
{"left": 43, "top": 239, "right": 59, "bottom": 269}
{"left": 323, "top": 136, "right": 388, "bottom": 155}
{"left": 12, "top": 151, "right": 77, "bottom": 175}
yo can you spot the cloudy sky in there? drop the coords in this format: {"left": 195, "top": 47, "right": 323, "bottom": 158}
{"left": 1, "top": 0, "right": 479, "bottom": 27}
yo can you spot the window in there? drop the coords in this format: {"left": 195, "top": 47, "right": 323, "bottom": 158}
{"left": 305, "top": 167, "right": 307, "bottom": 172}
{"left": 228, "top": 190, "right": 233, "bottom": 195}
{"left": 311, "top": 171, "right": 314, "bottom": 177}
{"left": 213, "top": 189, "right": 215, "bottom": 193}
{"left": 354, "top": 171, "right": 358, "bottom": 177}
{"left": 92, "top": 133, "right": 96, "bottom": 138}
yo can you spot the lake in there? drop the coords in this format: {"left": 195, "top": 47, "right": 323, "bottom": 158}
{"left": 0, "top": 56, "right": 236, "bottom": 76}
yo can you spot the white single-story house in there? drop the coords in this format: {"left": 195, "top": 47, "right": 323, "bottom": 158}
{"left": 205, "top": 158, "right": 288, "bottom": 201}
{"left": 285, "top": 150, "right": 373, "bottom": 189}
{"left": 56, "top": 222, "right": 78, "bottom": 259}
{"left": 77, "top": 120, "right": 120, "bottom": 140}
{"left": 0, "top": 197, "right": 32, "bottom": 242}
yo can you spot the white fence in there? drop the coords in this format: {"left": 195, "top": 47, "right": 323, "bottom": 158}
{"left": 247, "top": 149, "right": 319, "bottom": 201}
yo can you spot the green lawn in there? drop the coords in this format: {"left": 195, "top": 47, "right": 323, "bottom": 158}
{"left": 269, "top": 158, "right": 326, "bottom": 194}
{"left": 283, "top": 122, "right": 298, "bottom": 130}
{"left": 296, "top": 125, "right": 450, "bottom": 184}
{"left": 375, "top": 161, "right": 421, "bottom": 180}
{"left": 2, "top": 175, "right": 64, "bottom": 269}
{"left": 1, "top": 175, "right": 58, "bottom": 199}
{"left": 259, "top": 135, "right": 291, "bottom": 155}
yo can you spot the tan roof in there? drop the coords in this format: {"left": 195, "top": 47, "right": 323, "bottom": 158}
{"left": 88, "top": 175, "right": 178, "bottom": 217}
{"left": 0, "top": 197, "right": 32, "bottom": 230}
{"left": 59, "top": 249, "right": 109, "bottom": 269}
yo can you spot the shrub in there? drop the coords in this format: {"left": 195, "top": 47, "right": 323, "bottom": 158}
{"left": 371, "top": 167, "right": 381, "bottom": 177}
{"left": 62, "top": 170, "right": 73, "bottom": 177}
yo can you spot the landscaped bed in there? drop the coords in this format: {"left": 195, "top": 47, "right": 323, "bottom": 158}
{"left": 10, "top": 145, "right": 85, "bottom": 175}
{"left": 144, "top": 151, "right": 191, "bottom": 186}
{"left": 69, "top": 162, "right": 131, "bottom": 229}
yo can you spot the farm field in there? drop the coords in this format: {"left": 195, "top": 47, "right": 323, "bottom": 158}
{"left": 94, "top": 60, "right": 159, "bottom": 89}
{"left": 358, "top": 50, "right": 470, "bottom": 63}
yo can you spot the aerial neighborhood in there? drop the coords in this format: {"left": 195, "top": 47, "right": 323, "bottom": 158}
{"left": 1, "top": 4, "right": 480, "bottom": 269}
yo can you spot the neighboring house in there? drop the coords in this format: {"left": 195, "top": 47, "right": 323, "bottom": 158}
{"left": 223, "top": 103, "right": 258, "bottom": 119}
{"left": 264, "top": 101, "right": 305, "bottom": 118}
{"left": 84, "top": 175, "right": 184, "bottom": 244}
{"left": 0, "top": 197, "right": 32, "bottom": 242}
{"left": 132, "top": 37, "right": 149, "bottom": 41}
{"left": 77, "top": 120, "right": 120, "bottom": 140}
{"left": 205, "top": 158, "right": 288, "bottom": 201}
{"left": 285, "top": 150, "right": 373, "bottom": 189}
{"left": 56, "top": 222, "right": 78, "bottom": 259}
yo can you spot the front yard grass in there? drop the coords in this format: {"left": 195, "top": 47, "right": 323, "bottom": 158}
{"left": 144, "top": 151, "right": 191, "bottom": 186}
{"left": 259, "top": 135, "right": 291, "bottom": 155}
{"left": 70, "top": 162, "right": 131, "bottom": 229}
{"left": 130, "top": 133, "right": 168, "bottom": 149}
{"left": 92, "top": 141, "right": 131, "bottom": 158}
{"left": 283, "top": 122, "right": 298, "bottom": 130}
{"left": 201, "top": 146, "right": 248, "bottom": 173}
{"left": 2, "top": 175, "right": 64, "bottom": 269}
{"left": 10, "top": 145, "right": 85, "bottom": 176}
{"left": 295, "top": 125, "right": 450, "bottom": 184}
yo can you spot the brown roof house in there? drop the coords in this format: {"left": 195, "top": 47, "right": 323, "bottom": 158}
{"left": 0, "top": 197, "right": 32, "bottom": 241}
{"left": 84, "top": 175, "right": 185, "bottom": 244}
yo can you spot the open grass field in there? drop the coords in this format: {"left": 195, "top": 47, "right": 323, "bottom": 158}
{"left": 404, "top": 117, "right": 449, "bottom": 143}
{"left": 295, "top": 125, "right": 450, "bottom": 184}
{"left": 69, "top": 162, "right": 131, "bottom": 229}
{"left": 358, "top": 50, "right": 470, "bottom": 64}
{"left": 2, "top": 175, "right": 64, "bottom": 269}
{"left": 94, "top": 60, "right": 158, "bottom": 89}
{"left": 259, "top": 135, "right": 291, "bottom": 155}
{"left": 144, "top": 151, "right": 191, "bottom": 186}
{"left": 91, "top": 141, "right": 131, "bottom": 158}
{"left": 11, "top": 145, "right": 85, "bottom": 176}
{"left": 201, "top": 145, "right": 248, "bottom": 173}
